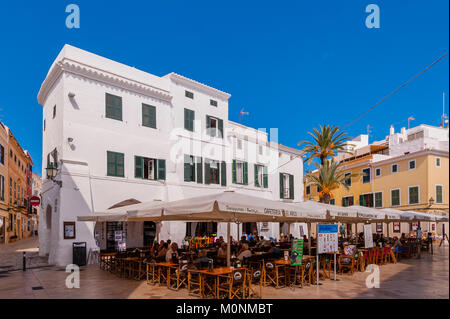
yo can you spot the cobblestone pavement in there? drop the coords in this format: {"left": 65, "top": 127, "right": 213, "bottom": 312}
{"left": 0, "top": 240, "right": 448, "bottom": 299}
{"left": 0, "top": 237, "right": 50, "bottom": 272}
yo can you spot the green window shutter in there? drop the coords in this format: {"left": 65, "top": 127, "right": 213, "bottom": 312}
{"left": 105, "top": 93, "right": 122, "bottom": 121}
{"left": 359, "top": 194, "right": 364, "bottom": 206}
{"left": 289, "top": 174, "right": 294, "bottom": 199}
{"left": 279, "top": 173, "right": 284, "bottom": 199}
{"left": 157, "top": 159, "right": 166, "bottom": 180}
{"left": 221, "top": 161, "right": 227, "bottom": 186}
{"left": 196, "top": 157, "right": 203, "bottom": 184}
{"left": 135, "top": 156, "right": 143, "bottom": 178}
{"left": 254, "top": 164, "right": 259, "bottom": 187}
{"left": 206, "top": 115, "right": 211, "bottom": 136}
{"left": 204, "top": 159, "right": 211, "bottom": 184}
{"left": 184, "top": 109, "right": 194, "bottom": 131}
{"left": 218, "top": 119, "right": 223, "bottom": 138}
{"left": 243, "top": 162, "right": 248, "bottom": 185}
{"left": 184, "top": 155, "right": 191, "bottom": 182}
{"left": 232, "top": 160, "right": 237, "bottom": 184}
{"left": 142, "top": 104, "right": 156, "bottom": 128}
{"left": 263, "top": 166, "right": 268, "bottom": 188}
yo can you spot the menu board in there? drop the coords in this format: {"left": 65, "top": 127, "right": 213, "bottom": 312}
{"left": 317, "top": 224, "right": 338, "bottom": 254}
{"left": 291, "top": 238, "right": 304, "bottom": 266}
{"left": 364, "top": 224, "right": 374, "bottom": 248}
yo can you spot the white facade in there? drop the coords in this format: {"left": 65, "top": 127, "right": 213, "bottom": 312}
{"left": 37, "top": 45, "right": 304, "bottom": 266}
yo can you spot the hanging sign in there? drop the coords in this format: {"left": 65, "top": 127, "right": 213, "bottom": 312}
{"left": 317, "top": 224, "right": 338, "bottom": 254}
{"left": 376, "top": 222, "right": 383, "bottom": 233}
{"left": 364, "top": 224, "right": 374, "bottom": 248}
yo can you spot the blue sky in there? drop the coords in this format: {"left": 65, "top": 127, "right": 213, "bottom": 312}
{"left": 0, "top": 0, "right": 448, "bottom": 175}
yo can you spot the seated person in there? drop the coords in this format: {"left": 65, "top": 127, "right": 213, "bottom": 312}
{"left": 237, "top": 243, "right": 252, "bottom": 261}
{"left": 156, "top": 243, "right": 168, "bottom": 259}
{"left": 194, "top": 249, "right": 210, "bottom": 264}
{"left": 217, "top": 243, "right": 227, "bottom": 258}
{"left": 165, "top": 243, "right": 179, "bottom": 263}
{"left": 268, "top": 242, "right": 280, "bottom": 254}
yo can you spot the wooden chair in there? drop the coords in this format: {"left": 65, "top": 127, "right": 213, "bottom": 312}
{"left": 145, "top": 260, "right": 157, "bottom": 285}
{"left": 187, "top": 269, "right": 202, "bottom": 297}
{"left": 246, "top": 268, "right": 263, "bottom": 298}
{"left": 338, "top": 251, "right": 359, "bottom": 275}
{"left": 263, "top": 261, "right": 286, "bottom": 288}
{"left": 218, "top": 269, "right": 247, "bottom": 299}
{"left": 168, "top": 264, "right": 188, "bottom": 291}
{"left": 376, "top": 247, "right": 386, "bottom": 265}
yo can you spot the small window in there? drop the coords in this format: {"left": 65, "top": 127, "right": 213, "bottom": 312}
{"left": 391, "top": 189, "right": 400, "bottom": 206}
{"left": 436, "top": 157, "right": 441, "bottom": 167}
{"left": 236, "top": 161, "right": 244, "bottom": 184}
{"left": 142, "top": 104, "right": 156, "bottom": 129}
{"left": 375, "top": 192, "right": 383, "bottom": 208}
{"left": 105, "top": 93, "right": 122, "bottom": 121}
{"left": 185, "top": 90, "right": 194, "bottom": 99}
{"left": 329, "top": 198, "right": 335, "bottom": 205}
{"left": 436, "top": 185, "right": 443, "bottom": 204}
{"left": 184, "top": 155, "right": 196, "bottom": 182}
{"left": 206, "top": 115, "right": 223, "bottom": 138}
{"left": 344, "top": 172, "right": 352, "bottom": 187}
{"left": 184, "top": 108, "right": 195, "bottom": 132}
{"left": 342, "top": 196, "right": 354, "bottom": 207}
{"left": 375, "top": 168, "right": 381, "bottom": 177}
{"left": 210, "top": 99, "right": 217, "bottom": 107}
{"left": 135, "top": 156, "right": 158, "bottom": 180}
{"left": 0, "top": 144, "right": 4, "bottom": 165}
{"left": 391, "top": 164, "right": 398, "bottom": 173}
{"left": 53, "top": 105, "right": 56, "bottom": 119}
{"left": 408, "top": 160, "right": 416, "bottom": 170}
{"left": 362, "top": 168, "right": 370, "bottom": 184}
{"left": 107, "top": 151, "right": 124, "bottom": 177}
{"left": 408, "top": 186, "right": 419, "bottom": 205}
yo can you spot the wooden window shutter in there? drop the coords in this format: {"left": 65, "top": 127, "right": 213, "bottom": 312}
{"left": 279, "top": 173, "right": 284, "bottom": 199}
{"left": 135, "top": 156, "right": 143, "bottom": 178}
{"left": 232, "top": 160, "right": 237, "bottom": 184}
{"left": 254, "top": 164, "right": 259, "bottom": 187}
{"left": 157, "top": 159, "right": 166, "bottom": 180}
{"left": 184, "top": 155, "right": 191, "bottom": 182}
{"left": 289, "top": 174, "right": 294, "bottom": 199}
{"left": 263, "top": 166, "right": 268, "bottom": 188}
{"left": 218, "top": 119, "right": 223, "bottom": 138}
{"left": 196, "top": 157, "right": 203, "bottom": 184}
{"left": 221, "top": 161, "right": 227, "bottom": 186}
{"left": 243, "top": 162, "right": 248, "bottom": 185}
{"left": 204, "top": 159, "right": 211, "bottom": 184}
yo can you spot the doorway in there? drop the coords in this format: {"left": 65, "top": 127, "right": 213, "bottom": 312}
{"left": 143, "top": 221, "right": 156, "bottom": 246}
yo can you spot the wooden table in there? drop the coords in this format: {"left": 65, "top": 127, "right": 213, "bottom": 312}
{"left": 154, "top": 262, "right": 177, "bottom": 286}
{"left": 190, "top": 267, "right": 234, "bottom": 299}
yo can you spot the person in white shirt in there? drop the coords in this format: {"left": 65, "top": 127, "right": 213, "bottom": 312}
{"left": 237, "top": 243, "right": 252, "bottom": 261}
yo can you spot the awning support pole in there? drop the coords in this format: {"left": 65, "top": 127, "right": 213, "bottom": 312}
{"left": 227, "top": 222, "right": 231, "bottom": 267}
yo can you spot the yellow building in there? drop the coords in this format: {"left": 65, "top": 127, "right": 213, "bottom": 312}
{"left": 0, "top": 122, "right": 8, "bottom": 244}
{"left": 305, "top": 124, "right": 449, "bottom": 236}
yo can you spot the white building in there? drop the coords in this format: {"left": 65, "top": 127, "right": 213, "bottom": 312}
{"left": 37, "top": 45, "right": 304, "bottom": 266}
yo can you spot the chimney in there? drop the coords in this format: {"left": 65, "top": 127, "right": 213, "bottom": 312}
{"left": 401, "top": 127, "right": 406, "bottom": 135}
{"left": 390, "top": 125, "right": 394, "bottom": 135}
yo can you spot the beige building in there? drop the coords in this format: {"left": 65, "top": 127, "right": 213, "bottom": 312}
{"left": 306, "top": 124, "right": 449, "bottom": 236}
{"left": 32, "top": 173, "right": 42, "bottom": 233}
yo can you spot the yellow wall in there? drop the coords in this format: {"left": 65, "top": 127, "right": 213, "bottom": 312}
{"left": 305, "top": 151, "right": 449, "bottom": 213}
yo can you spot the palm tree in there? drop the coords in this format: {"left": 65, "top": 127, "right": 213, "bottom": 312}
{"left": 298, "top": 125, "right": 353, "bottom": 165}
{"left": 305, "top": 159, "right": 359, "bottom": 204}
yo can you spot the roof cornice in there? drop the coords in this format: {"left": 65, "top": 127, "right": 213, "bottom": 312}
{"left": 38, "top": 58, "right": 173, "bottom": 105}
{"left": 165, "top": 72, "right": 231, "bottom": 100}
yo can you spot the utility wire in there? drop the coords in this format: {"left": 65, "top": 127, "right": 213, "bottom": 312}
{"left": 270, "top": 51, "right": 449, "bottom": 174}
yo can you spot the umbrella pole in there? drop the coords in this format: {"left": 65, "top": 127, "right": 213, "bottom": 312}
{"left": 227, "top": 222, "right": 231, "bottom": 267}
{"left": 307, "top": 222, "right": 312, "bottom": 256}
{"left": 355, "top": 223, "right": 358, "bottom": 244}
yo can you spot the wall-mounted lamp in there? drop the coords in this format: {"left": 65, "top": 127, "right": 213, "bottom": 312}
{"left": 428, "top": 197, "right": 435, "bottom": 206}
{"left": 45, "top": 163, "right": 62, "bottom": 187}
{"left": 68, "top": 92, "right": 75, "bottom": 98}
{"left": 68, "top": 137, "right": 74, "bottom": 143}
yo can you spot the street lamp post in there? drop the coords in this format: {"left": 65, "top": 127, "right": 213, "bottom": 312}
{"left": 45, "top": 163, "right": 62, "bottom": 187}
